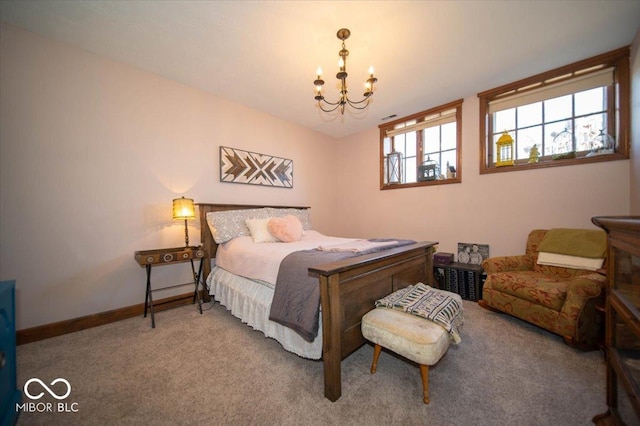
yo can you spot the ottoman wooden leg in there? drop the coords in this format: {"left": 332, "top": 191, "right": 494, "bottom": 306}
{"left": 420, "top": 364, "right": 430, "bottom": 404}
{"left": 362, "top": 308, "right": 452, "bottom": 405}
{"left": 371, "top": 344, "right": 382, "bottom": 374}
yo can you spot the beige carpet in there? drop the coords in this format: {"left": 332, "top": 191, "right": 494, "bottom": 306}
{"left": 15, "top": 300, "right": 606, "bottom": 425}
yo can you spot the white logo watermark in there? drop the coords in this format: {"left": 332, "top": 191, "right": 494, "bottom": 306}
{"left": 17, "top": 377, "right": 79, "bottom": 413}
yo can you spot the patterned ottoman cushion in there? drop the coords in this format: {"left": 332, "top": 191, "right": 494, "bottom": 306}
{"left": 362, "top": 308, "right": 449, "bottom": 366}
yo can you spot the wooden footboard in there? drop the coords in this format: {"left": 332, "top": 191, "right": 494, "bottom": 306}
{"left": 196, "top": 203, "right": 436, "bottom": 402}
{"left": 309, "top": 241, "right": 436, "bottom": 401}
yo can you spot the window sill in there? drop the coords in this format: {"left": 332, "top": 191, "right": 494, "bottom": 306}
{"left": 480, "top": 152, "right": 628, "bottom": 174}
{"left": 380, "top": 177, "right": 461, "bottom": 190}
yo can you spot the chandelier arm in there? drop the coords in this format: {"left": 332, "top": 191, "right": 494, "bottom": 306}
{"left": 318, "top": 94, "right": 370, "bottom": 111}
{"left": 317, "top": 101, "right": 344, "bottom": 113}
{"left": 345, "top": 97, "right": 371, "bottom": 106}
{"left": 318, "top": 98, "right": 343, "bottom": 107}
{"left": 345, "top": 98, "right": 371, "bottom": 110}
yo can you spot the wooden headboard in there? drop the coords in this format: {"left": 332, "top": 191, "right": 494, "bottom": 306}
{"left": 196, "top": 203, "right": 309, "bottom": 279}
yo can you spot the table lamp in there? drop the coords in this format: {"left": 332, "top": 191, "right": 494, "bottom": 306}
{"left": 172, "top": 196, "right": 196, "bottom": 247}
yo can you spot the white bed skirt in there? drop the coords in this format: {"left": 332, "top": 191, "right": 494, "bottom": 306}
{"left": 207, "top": 266, "right": 323, "bottom": 359}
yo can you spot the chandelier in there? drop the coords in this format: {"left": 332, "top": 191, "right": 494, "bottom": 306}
{"left": 313, "top": 28, "right": 378, "bottom": 114}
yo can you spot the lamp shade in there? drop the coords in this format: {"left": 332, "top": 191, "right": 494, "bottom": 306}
{"left": 172, "top": 197, "right": 196, "bottom": 220}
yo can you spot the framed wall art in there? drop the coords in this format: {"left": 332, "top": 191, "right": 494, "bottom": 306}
{"left": 219, "top": 146, "right": 293, "bottom": 188}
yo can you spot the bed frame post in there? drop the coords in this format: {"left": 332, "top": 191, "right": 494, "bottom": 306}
{"left": 320, "top": 273, "right": 342, "bottom": 402}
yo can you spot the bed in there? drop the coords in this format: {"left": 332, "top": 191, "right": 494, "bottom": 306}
{"left": 198, "top": 203, "right": 437, "bottom": 401}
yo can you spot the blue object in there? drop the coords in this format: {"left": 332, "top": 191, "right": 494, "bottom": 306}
{"left": 0, "top": 280, "right": 21, "bottom": 426}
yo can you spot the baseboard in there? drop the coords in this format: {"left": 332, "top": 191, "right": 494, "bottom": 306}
{"left": 16, "top": 291, "right": 204, "bottom": 345}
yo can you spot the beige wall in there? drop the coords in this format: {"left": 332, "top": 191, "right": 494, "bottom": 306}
{"left": 0, "top": 24, "right": 340, "bottom": 329}
{"left": 333, "top": 96, "right": 631, "bottom": 258}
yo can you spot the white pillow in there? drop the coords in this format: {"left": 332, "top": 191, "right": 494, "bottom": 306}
{"left": 245, "top": 217, "right": 278, "bottom": 243}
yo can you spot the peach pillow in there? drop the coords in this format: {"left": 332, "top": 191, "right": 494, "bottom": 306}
{"left": 268, "top": 215, "right": 303, "bottom": 242}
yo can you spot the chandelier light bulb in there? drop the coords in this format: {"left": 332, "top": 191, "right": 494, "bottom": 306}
{"left": 316, "top": 67, "right": 322, "bottom": 77}
{"left": 369, "top": 66, "right": 374, "bottom": 75}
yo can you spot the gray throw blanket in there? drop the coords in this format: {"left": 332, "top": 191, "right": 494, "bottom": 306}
{"left": 269, "top": 239, "right": 415, "bottom": 342}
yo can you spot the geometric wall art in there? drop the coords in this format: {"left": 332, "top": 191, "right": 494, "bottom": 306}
{"left": 219, "top": 146, "right": 293, "bottom": 188}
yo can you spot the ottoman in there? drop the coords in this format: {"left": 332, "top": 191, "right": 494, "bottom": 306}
{"left": 361, "top": 308, "right": 450, "bottom": 404}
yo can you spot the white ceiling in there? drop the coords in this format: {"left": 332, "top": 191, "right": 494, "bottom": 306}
{"left": 1, "top": 1, "right": 639, "bottom": 139}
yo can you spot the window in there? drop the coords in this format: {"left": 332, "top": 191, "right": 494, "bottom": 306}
{"left": 380, "top": 99, "right": 462, "bottom": 189}
{"left": 478, "top": 47, "right": 630, "bottom": 174}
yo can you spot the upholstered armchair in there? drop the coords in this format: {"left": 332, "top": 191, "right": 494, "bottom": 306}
{"left": 479, "top": 229, "right": 606, "bottom": 349}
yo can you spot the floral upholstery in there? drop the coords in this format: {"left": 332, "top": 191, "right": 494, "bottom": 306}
{"left": 481, "top": 229, "right": 605, "bottom": 347}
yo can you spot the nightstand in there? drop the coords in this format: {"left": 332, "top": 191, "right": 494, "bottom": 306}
{"left": 134, "top": 246, "right": 207, "bottom": 328}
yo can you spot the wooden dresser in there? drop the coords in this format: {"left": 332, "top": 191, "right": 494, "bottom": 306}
{"left": 592, "top": 216, "right": 640, "bottom": 425}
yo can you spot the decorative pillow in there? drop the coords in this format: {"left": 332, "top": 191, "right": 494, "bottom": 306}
{"left": 206, "top": 208, "right": 270, "bottom": 244}
{"left": 245, "top": 217, "right": 278, "bottom": 243}
{"left": 266, "top": 208, "right": 312, "bottom": 230}
{"left": 268, "top": 215, "right": 303, "bottom": 242}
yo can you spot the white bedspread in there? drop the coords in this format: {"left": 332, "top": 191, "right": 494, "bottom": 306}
{"left": 215, "top": 230, "right": 358, "bottom": 286}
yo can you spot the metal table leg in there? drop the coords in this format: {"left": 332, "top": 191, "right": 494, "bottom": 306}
{"left": 145, "top": 264, "right": 156, "bottom": 328}
{"left": 191, "top": 258, "right": 205, "bottom": 314}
